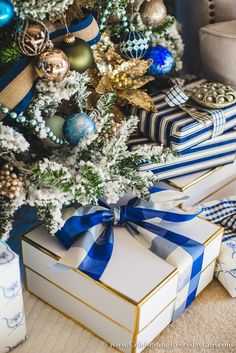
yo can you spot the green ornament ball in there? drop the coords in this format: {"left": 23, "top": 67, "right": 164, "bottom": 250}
{"left": 46, "top": 115, "right": 65, "bottom": 139}
{"left": 59, "top": 35, "right": 94, "bottom": 73}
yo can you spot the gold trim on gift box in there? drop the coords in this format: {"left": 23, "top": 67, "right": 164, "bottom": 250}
{"left": 24, "top": 277, "right": 124, "bottom": 353}
{"left": 22, "top": 223, "right": 223, "bottom": 353}
{"left": 137, "top": 270, "right": 177, "bottom": 307}
{"left": 166, "top": 166, "right": 222, "bottom": 192}
{"left": 24, "top": 259, "right": 217, "bottom": 353}
{"left": 197, "top": 177, "right": 236, "bottom": 206}
{"left": 22, "top": 235, "right": 178, "bottom": 307}
{"left": 22, "top": 223, "right": 223, "bottom": 313}
{"left": 132, "top": 306, "right": 140, "bottom": 353}
{"left": 24, "top": 265, "right": 176, "bottom": 353}
{"left": 22, "top": 235, "right": 136, "bottom": 307}
{"left": 203, "top": 225, "right": 224, "bottom": 248}
{"left": 24, "top": 265, "right": 133, "bottom": 333}
{"left": 165, "top": 156, "right": 236, "bottom": 193}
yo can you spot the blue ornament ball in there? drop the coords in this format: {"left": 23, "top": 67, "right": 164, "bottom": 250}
{"left": 120, "top": 31, "right": 149, "bottom": 60}
{"left": 144, "top": 45, "right": 174, "bottom": 77}
{"left": 0, "top": 0, "right": 14, "bottom": 28}
{"left": 63, "top": 113, "right": 96, "bottom": 145}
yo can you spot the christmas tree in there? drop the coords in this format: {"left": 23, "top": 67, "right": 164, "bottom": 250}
{"left": 0, "top": 0, "right": 183, "bottom": 240}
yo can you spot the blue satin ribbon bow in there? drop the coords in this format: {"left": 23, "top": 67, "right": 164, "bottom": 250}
{"left": 55, "top": 187, "right": 204, "bottom": 318}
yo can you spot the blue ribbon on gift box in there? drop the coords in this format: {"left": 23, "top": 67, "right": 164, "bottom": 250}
{"left": 56, "top": 187, "right": 204, "bottom": 319}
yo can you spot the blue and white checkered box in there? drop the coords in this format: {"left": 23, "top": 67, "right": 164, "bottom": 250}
{"left": 0, "top": 242, "right": 26, "bottom": 353}
{"left": 199, "top": 181, "right": 236, "bottom": 297}
{"left": 131, "top": 82, "right": 236, "bottom": 153}
{"left": 128, "top": 128, "right": 236, "bottom": 180}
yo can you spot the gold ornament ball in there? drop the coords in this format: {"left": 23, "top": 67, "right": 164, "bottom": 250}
{"left": 35, "top": 49, "right": 70, "bottom": 82}
{"left": 59, "top": 35, "right": 94, "bottom": 73}
{"left": 140, "top": 0, "right": 167, "bottom": 28}
{"left": 16, "top": 18, "right": 50, "bottom": 56}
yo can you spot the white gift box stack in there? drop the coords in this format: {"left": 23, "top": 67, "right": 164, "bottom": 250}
{"left": 22, "top": 212, "right": 223, "bottom": 353}
{"left": 0, "top": 242, "right": 26, "bottom": 353}
{"left": 158, "top": 160, "right": 236, "bottom": 208}
{"left": 158, "top": 163, "right": 236, "bottom": 298}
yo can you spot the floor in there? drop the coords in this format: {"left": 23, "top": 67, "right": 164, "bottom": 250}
{"left": 13, "top": 279, "right": 235, "bottom": 353}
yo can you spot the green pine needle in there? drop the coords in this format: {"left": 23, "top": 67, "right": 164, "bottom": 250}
{"left": 0, "top": 43, "right": 22, "bottom": 64}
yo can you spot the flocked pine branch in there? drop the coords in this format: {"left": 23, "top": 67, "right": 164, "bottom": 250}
{"left": 74, "top": 73, "right": 91, "bottom": 112}
{"left": 0, "top": 123, "right": 29, "bottom": 153}
{"left": 12, "top": 0, "right": 74, "bottom": 20}
{"left": 0, "top": 192, "right": 26, "bottom": 241}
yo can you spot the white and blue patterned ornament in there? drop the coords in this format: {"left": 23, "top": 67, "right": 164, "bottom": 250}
{"left": 120, "top": 30, "right": 149, "bottom": 60}
{"left": 144, "top": 45, "right": 174, "bottom": 77}
{"left": 63, "top": 112, "right": 96, "bottom": 146}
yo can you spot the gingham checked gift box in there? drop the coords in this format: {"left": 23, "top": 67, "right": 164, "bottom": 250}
{"left": 22, "top": 188, "right": 223, "bottom": 353}
{"left": 200, "top": 194, "right": 236, "bottom": 298}
{"left": 0, "top": 242, "right": 26, "bottom": 353}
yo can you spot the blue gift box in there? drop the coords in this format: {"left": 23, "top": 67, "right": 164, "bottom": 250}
{"left": 128, "top": 128, "right": 236, "bottom": 180}
{"left": 131, "top": 86, "right": 236, "bottom": 153}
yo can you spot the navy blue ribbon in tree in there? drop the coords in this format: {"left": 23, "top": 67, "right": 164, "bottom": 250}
{"left": 56, "top": 187, "right": 204, "bottom": 319}
{"left": 0, "top": 14, "right": 100, "bottom": 120}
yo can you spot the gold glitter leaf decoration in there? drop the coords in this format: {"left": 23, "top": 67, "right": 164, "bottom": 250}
{"left": 90, "top": 31, "right": 157, "bottom": 112}
{"left": 96, "top": 76, "right": 114, "bottom": 94}
{"left": 119, "top": 59, "right": 153, "bottom": 76}
{"left": 119, "top": 90, "right": 157, "bottom": 113}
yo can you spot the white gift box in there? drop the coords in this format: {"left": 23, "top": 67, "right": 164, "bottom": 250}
{"left": 158, "top": 160, "right": 236, "bottom": 208}
{"left": 0, "top": 242, "right": 26, "bottom": 353}
{"left": 200, "top": 178, "right": 236, "bottom": 203}
{"left": 22, "top": 217, "right": 223, "bottom": 353}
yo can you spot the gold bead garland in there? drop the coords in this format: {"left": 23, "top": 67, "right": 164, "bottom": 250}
{"left": 103, "top": 121, "right": 121, "bottom": 140}
{"left": 0, "top": 164, "right": 25, "bottom": 200}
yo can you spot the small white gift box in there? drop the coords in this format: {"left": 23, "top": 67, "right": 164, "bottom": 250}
{"left": 22, "top": 213, "right": 223, "bottom": 353}
{"left": 0, "top": 242, "right": 26, "bottom": 353}
{"left": 158, "top": 160, "right": 236, "bottom": 208}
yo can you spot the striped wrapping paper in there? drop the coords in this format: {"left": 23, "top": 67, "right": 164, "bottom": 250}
{"left": 128, "top": 128, "right": 236, "bottom": 180}
{"left": 131, "top": 82, "right": 236, "bottom": 152}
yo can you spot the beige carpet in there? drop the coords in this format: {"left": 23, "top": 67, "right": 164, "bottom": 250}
{"left": 13, "top": 279, "right": 235, "bottom": 353}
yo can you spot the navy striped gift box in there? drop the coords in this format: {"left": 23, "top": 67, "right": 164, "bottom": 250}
{"left": 128, "top": 128, "right": 236, "bottom": 180}
{"left": 131, "top": 81, "right": 236, "bottom": 153}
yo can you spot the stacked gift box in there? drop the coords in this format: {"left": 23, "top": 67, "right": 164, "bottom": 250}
{"left": 22, "top": 188, "right": 224, "bottom": 353}
{"left": 128, "top": 80, "right": 236, "bottom": 180}
{"left": 128, "top": 79, "right": 236, "bottom": 301}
